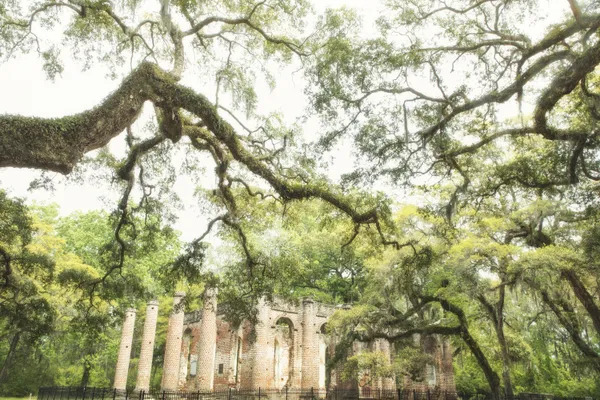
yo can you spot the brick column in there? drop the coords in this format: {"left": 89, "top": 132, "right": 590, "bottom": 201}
{"left": 250, "top": 299, "right": 271, "bottom": 389}
{"left": 441, "top": 337, "right": 456, "bottom": 392}
{"left": 135, "top": 300, "right": 159, "bottom": 391}
{"left": 114, "top": 308, "right": 137, "bottom": 390}
{"left": 371, "top": 340, "right": 383, "bottom": 391}
{"left": 197, "top": 288, "right": 218, "bottom": 391}
{"left": 379, "top": 339, "right": 396, "bottom": 391}
{"left": 301, "top": 298, "right": 318, "bottom": 388}
{"left": 162, "top": 292, "right": 185, "bottom": 391}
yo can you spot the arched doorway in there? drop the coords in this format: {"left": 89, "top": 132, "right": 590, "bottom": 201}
{"left": 273, "top": 318, "right": 294, "bottom": 389}
{"left": 180, "top": 328, "right": 195, "bottom": 384}
{"left": 319, "top": 323, "right": 331, "bottom": 389}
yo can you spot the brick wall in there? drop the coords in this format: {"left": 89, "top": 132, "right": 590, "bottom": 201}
{"left": 401, "top": 334, "right": 456, "bottom": 392}
{"left": 168, "top": 297, "right": 456, "bottom": 392}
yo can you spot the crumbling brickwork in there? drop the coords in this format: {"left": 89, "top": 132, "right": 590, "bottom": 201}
{"left": 114, "top": 294, "right": 455, "bottom": 393}
{"left": 177, "top": 297, "right": 334, "bottom": 391}
{"left": 162, "top": 292, "right": 185, "bottom": 391}
{"left": 113, "top": 308, "right": 136, "bottom": 390}
{"left": 135, "top": 301, "right": 159, "bottom": 391}
{"left": 196, "top": 288, "right": 218, "bottom": 391}
{"left": 402, "top": 335, "right": 457, "bottom": 394}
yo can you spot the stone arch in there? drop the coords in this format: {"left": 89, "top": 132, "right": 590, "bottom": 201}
{"left": 232, "top": 334, "right": 243, "bottom": 385}
{"left": 180, "top": 328, "right": 194, "bottom": 383}
{"left": 273, "top": 317, "right": 294, "bottom": 389}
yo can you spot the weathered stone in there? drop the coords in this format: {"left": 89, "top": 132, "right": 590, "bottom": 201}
{"left": 114, "top": 308, "right": 136, "bottom": 390}
{"left": 113, "top": 295, "right": 455, "bottom": 392}
{"left": 135, "top": 300, "right": 159, "bottom": 391}
{"left": 162, "top": 292, "right": 186, "bottom": 391}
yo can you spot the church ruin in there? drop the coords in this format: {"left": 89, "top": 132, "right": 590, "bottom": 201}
{"left": 113, "top": 290, "right": 456, "bottom": 394}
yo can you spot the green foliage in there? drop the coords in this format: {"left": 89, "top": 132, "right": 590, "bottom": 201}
{"left": 394, "top": 345, "right": 434, "bottom": 383}
{"left": 0, "top": 196, "right": 181, "bottom": 396}
{"left": 2, "top": 0, "right": 600, "bottom": 397}
{"left": 342, "top": 351, "right": 395, "bottom": 384}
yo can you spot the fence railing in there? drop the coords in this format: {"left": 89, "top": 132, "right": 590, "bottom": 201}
{"left": 36, "top": 387, "right": 594, "bottom": 400}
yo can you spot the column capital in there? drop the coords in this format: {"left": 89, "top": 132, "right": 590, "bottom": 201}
{"left": 302, "top": 297, "right": 315, "bottom": 305}
{"left": 147, "top": 300, "right": 159, "bottom": 306}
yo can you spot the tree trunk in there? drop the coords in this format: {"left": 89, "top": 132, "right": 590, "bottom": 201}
{"left": 478, "top": 286, "right": 514, "bottom": 399}
{"left": 0, "top": 331, "right": 21, "bottom": 384}
{"left": 540, "top": 289, "right": 600, "bottom": 372}
{"left": 438, "top": 298, "right": 502, "bottom": 400}
{"left": 495, "top": 286, "right": 514, "bottom": 400}
{"left": 80, "top": 358, "right": 92, "bottom": 387}
{"left": 459, "top": 327, "right": 502, "bottom": 400}
{"left": 562, "top": 269, "right": 600, "bottom": 336}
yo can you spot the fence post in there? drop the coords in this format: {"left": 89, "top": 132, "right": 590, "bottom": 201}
{"left": 258, "top": 387, "right": 261, "bottom": 400}
{"left": 101, "top": 389, "right": 106, "bottom": 400}
{"left": 197, "top": 390, "right": 200, "bottom": 400}
{"left": 112, "top": 388, "right": 116, "bottom": 400}
{"left": 412, "top": 390, "right": 416, "bottom": 400}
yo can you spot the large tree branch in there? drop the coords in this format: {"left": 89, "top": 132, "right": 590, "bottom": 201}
{"left": 562, "top": 269, "right": 600, "bottom": 337}
{"left": 366, "top": 325, "right": 462, "bottom": 342}
{"left": 0, "top": 63, "right": 152, "bottom": 173}
{"left": 0, "top": 62, "right": 389, "bottom": 237}
{"left": 180, "top": 2, "right": 306, "bottom": 56}
{"left": 534, "top": 38, "right": 600, "bottom": 136}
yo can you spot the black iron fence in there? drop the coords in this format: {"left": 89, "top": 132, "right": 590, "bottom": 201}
{"left": 36, "top": 387, "right": 594, "bottom": 400}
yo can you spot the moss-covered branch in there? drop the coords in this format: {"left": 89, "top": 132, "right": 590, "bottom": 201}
{"left": 0, "top": 61, "right": 388, "bottom": 236}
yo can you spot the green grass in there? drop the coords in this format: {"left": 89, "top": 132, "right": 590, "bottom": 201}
{"left": 0, "top": 397, "right": 32, "bottom": 400}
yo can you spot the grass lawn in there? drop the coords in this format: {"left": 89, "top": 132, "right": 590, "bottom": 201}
{"left": 0, "top": 397, "right": 33, "bottom": 400}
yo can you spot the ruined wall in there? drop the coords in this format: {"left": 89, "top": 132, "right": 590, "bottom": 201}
{"left": 401, "top": 335, "right": 456, "bottom": 393}
{"left": 114, "top": 294, "right": 455, "bottom": 393}
{"left": 178, "top": 297, "right": 335, "bottom": 391}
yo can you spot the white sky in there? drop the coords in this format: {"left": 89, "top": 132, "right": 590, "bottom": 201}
{"left": 0, "top": 0, "right": 382, "bottom": 242}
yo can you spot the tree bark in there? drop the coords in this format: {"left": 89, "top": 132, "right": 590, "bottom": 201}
{"left": 437, "top": 298, "right": 502, "bottom": 400}
{"left": 0, "top": 331, "right": 21, "bottom": 384}
{"left": 373, "top": 295, "right": 501, "bottom": 399}
{"left": 540, "top": 289, "right": 600, "bottom": 372}
{"left": 495, "top": 286, "right": 514, "bottom": 400}
{"left": 478, "top": 287, "right": 514, "bottom": 399}
{"left": 80, "top": 357, "right": 92, "bottom": 387}
{"left": 562, "top": 269, "right": 600, "bottom": 336}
